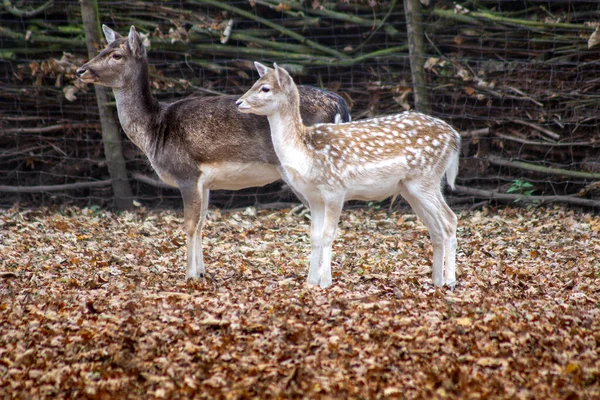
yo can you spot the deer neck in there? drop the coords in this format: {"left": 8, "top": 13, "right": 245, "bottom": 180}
{"left": 112, "top": 64, "right": 161, "bottom": 154}
{"left": 266, "top": 93, "right": 308, "bottom": 165}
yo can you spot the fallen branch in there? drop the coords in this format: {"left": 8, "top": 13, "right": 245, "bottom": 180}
{"left": 469, "top": 10, "right": 595, "bottom": 31}
{"left": 477, "top": 87, "right": 547, "bottom": 111}
{"left": 487, "top": 155, "right": 600, "bottom": 180}
{"left": 2, "top": 0, "right": 54, "bottom": 18}
{"left": 130, "top": 172, "right": 174, "bottom": 189}
{"left": 0, "top": 26, "right": 84, "bottom": 47}
{"left": 257, "top": 0, "right": 401, "bottom": 38}
{"left": 0, "top": 180, "right": 112, "bottom": 193}
{"left": 432, "top": 8, "right": 595, "bottom": 31}
{"left": 460, "top": 128, "right": 490, "bottom": 138}
{"left": 191, "top": 27, "right": 314, "bottom": 55}
{"left": 3, "top": 123, "right": 100, "bottom": 135}
{"left": 507, "top": 87, "right": 544, "bottom": 107}
{"left": 453, "top": 185, "right": 600, "bottom": 208}
{"left": 190, "top": 0, "right": 348, "bottom": 59}
{"left": 0, "top": 116, "right": 49, "bottom": 122}
{"left": 331, "top": 45, "right": 408, "bottom": 67}
{"left": 153, "top": 38, "right": 408, "bottom": 67}
{"left": 495, "top": 132, "right": 595, "bottom": 147}
{"left": 511, "top": 120, "right": 560, "bottom": 141}
{"left": 152, "top": 39, "right": 333, "bottom": 63}
{"left": 431, "top": 8, "right": 488, "bottom": 26}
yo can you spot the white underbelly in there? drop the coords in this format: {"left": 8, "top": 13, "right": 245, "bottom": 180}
{"left": 345, "top": 176, "right": 401, "bottom": 201}
{"left": 200, "top": 162, "right": 281, "bottom": 190}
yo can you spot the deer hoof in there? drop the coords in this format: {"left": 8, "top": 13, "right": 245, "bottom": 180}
{"left": 186, "top": 272, "right": 204, "bottom": 280}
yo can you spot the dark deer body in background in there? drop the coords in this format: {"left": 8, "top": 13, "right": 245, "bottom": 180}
{"left": 237, "top": 63, "right": 460, "bottom": 289}
{"left": 76, "top": 26, "right": 351, "bottom": 279}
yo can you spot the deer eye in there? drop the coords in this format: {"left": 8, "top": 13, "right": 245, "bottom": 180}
{"left": 112, "top": 53, "right": 122, "bottom": 60}
{"left": 260, "top": 86, "right": 271, "bottom": 93}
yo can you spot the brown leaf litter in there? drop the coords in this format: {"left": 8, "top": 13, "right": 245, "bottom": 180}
{"left": 1, "top": 205, "right": 599, "bottom": 399}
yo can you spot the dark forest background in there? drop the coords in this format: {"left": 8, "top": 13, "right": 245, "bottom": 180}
{"left": 1, "top": 0, "right": 600, "bottom": 209}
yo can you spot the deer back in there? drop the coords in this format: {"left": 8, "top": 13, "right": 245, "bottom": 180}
{"left": 304, "top": 112, "right": 460, "bottom": 185}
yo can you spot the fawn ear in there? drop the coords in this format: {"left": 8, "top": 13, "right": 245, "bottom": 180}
{"left": 273, "top": 63, "right": 293, "bottom": 89}
{"left": 102, "top": 25, "right": 121, "bottom": 44}
{"left": 254, "top": 61, "right": 272, "bottom": 77}
{"left": 128, "top": 26, "right": 146, "bottom": 58}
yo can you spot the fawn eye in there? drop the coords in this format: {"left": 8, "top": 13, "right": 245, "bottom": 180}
{"left": 112, "top": 53, "right": 122, "bottom": 60}
{"left": 260, "top": 86, "right": 270, "bottom": 93}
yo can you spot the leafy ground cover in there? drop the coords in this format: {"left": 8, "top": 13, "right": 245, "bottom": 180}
{"left": 1, "top": 205, "right": 599, "bottom": 399}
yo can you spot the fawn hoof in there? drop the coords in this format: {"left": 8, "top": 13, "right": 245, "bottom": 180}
{"left": 307, "top": 276, "right": 320, "bottom": 286}
{"left": 319, "top": 279, "right": 332, "bottom": 289}
{"left": 186, "top": 271, "right": 205, "bottom": 280}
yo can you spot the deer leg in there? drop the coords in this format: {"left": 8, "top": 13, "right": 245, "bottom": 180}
{"left": 398, "top": 183, "right": 447, "bottom": 288}
{"left": 318, "top": 196, "right": 344, "bottom": 289}
{"left": 307, "top": 198, "right": 325, "bottom": 286}
{"left": 180, "top": 185, "right": 206, "bottom": 279}
{"left": 194, "top": 187, "right": 210, "bottom": 277}
{"left": 419, "top": 189, "right": 458, "bottom": 288}
{"left": 439, "top": 199, "right": 458, "bottom": 288}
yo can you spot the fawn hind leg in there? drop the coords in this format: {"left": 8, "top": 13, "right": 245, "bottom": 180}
{"left": 439, "top": 199, "right": 457, "bottom": 287}
{"left": 398, "top": 182, "right": 454, "bottom": 288}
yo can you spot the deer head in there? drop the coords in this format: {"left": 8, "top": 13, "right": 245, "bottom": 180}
{"left": 76, "top": 25, "right": 147, "bottom": 88}
{"left": 236, "top": 62, "right": 298, "bottom": 117}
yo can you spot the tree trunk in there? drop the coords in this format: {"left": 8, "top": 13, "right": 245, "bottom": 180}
{"left": 404, "top": 0, "right": 431, "bottom": 114}
{"left": 81, "top": 0, "right": 133, "bottom": 210}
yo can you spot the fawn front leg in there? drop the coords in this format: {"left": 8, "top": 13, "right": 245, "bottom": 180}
{"left": 307, "top": 198, "right": 325, "bottom": 286}
{"left": 318, "top": 196, "right": 344, "bottom": 288}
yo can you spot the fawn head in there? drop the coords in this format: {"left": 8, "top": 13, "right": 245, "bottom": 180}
{"left": 76, "top": 25, "right": 146, "bottom": 88}
{"left": 236, "top": 62, "right": 297, "bottom": 116}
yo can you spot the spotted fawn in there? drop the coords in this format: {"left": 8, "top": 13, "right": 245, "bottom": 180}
{"left": 237, "top": 63, "right": 460, "bottom": 289}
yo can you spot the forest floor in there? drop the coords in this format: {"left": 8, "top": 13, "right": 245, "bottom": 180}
{"left": 0, "top": 204, "right": 599, "bottom": 399}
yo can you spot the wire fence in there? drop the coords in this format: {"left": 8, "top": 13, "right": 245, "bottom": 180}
{"left": 1, "top": 0, "right": 600, "bottom": 209}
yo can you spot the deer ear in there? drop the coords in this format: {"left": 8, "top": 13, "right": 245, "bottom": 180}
{"left": 254, "top": 61, "right": 272, "bottom": 78}
{"left": 128, "top": 26, "right": 146, "bottom": 58}
{"left": 102, "top": 25, "right": 121, "bottom": 44}
{"left": 273, "top": 63, "right": 293, "bottom": 89}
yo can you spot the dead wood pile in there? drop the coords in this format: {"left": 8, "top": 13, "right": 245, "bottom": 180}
{"left": 0, "top": 0, "right": 599, "bottom": 207}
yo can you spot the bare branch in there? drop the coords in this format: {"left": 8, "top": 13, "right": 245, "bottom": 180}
{"left": 3, "top": 123, "right": 100, "bottom": 135}
{"left": 0, "top": 180, "right": 112, "bottom": 193}
{"left": 453, "top": 185, "right": 600, "bottom": 208}
{"left": 487, "top": 155, "right": 600, "bottom": 180}
{"left": 2, "top": 0, "right": 54, "bottom": 18}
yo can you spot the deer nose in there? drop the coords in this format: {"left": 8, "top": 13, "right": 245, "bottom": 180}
{"left": 235, "top": 99, "right": 243, "bottom": 107}
{"left": 76, "top": 67, "right": 86, "bottom": 77}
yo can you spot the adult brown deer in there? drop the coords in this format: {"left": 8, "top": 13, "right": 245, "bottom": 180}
{"left": 76, "top": 26, "right": 350, "bottom": 279}
{"left": 237, "top": 63, "right": 460, "bottom": 289}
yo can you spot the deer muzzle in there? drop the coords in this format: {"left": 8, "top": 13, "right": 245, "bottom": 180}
{"left": 235, "top": 99, "right": 251, "bottom": 112}
{"left": 75, "top": 66, "right": 97, "bottom": 83}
